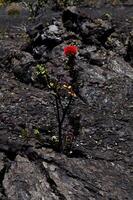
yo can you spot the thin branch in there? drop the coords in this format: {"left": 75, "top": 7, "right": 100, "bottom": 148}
{"left": 55, "top": 95, "right": 62, "bottom": 151}
{"left": 56, "top": 91, "right": 64, "bottom": 112}
{"left": 60, "top": 96, "right": 73, "bottom": 126}
{"left": 55, "top": 95, "right": 61, "bottom": 125}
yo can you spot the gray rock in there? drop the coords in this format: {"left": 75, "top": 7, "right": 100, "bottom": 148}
{"left": 3, "top": 155, "right": 59, "bottom": 200}
{"left": 108, "top": 56, "right": 133, "bottom": 80}
{"left": 0, "top": 153, "right": 5, "bottom": 199}
{"left": 1, "top": 2, "right": 133, "bottom": 200}
{"left": 125, "top": 31, "right": 133, "bottom": 65}
{"left": 0, "top": 153, "right": 5, "bottom": 171}
{"left": 11, "top": 51, "right": 35, "bottom": 83}
{"left": 90, "top": 50, "right": 106, "bottom": 66}
{"left": 48, "top": 25, "right": 59, "bottom": 34}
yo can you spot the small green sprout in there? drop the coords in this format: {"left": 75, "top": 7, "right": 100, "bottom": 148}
{"left": 36, "top": 64, "right": 48, "bottom": 76}
{"left": 34, "top": 128, "right": 41, "bottom": 140}
{"left": 51, "top": 135, "right": 59, "bottom": 143}
{"left": 20, "top": 128, "right": 29, "bottom": 142}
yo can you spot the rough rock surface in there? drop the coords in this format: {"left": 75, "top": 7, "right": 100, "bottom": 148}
{"left": 0, "top": 1, "right": 133, "bottom": 200}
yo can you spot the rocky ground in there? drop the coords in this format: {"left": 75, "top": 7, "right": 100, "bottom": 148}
{"left": 0, "top": 1, "right": 133, "bottom": 200}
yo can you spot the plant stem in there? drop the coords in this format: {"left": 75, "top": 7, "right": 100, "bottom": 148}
{"left": 55, "top": 95, "right": 62, "bottom": 152}
{"left": 60, "top": 96, "right": 73, "bottom": 125}
{"left": 55, "top": 94, "right": 72, "bottom": 152}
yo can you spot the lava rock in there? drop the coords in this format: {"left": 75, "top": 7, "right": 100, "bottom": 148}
{"left": 62, "top": 7, "right": 79, "bottom": 25}
{"left": 11, "top": 51, "right": 36, "bottom": 83}
{"left": 33, "top": 45, "right": 47, "bottom": 60}
{"left": 125, "top": 31, "right": 133, "bottom": 65}
{"left": 90, "top": 50, "right": 107, "bottom": 66}
{"left": 48, "top": 25, "right": 59, "bottom": 34}
{"left": 3, "top": 155, "right": 58, "bottom": 200}
{"left": 80, "top": 18, "right": 114, "bottom": 45}
{"left": 62, "top": 7, "right": 86, "bottom": 32}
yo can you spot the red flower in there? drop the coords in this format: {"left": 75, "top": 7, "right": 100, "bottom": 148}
{"left": 64, "top": 45, "right": 78, "bottom": 56}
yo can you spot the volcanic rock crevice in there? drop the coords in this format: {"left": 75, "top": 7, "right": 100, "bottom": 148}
{"left": 0, "top": 161, "right": 8, "bottom": 200}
